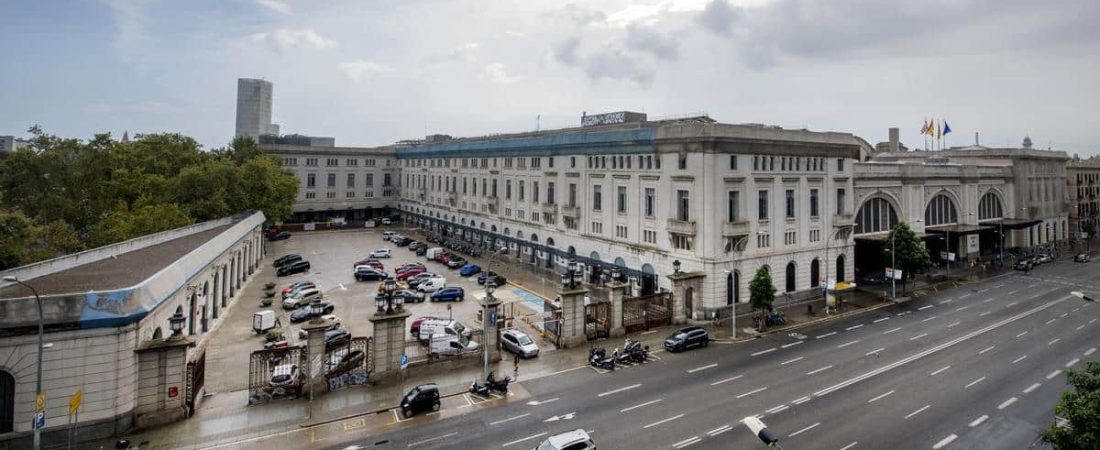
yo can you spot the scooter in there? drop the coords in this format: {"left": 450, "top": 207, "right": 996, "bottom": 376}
{"left": 623, "top": 339, "right": 649, "bottom": 363}
{"left": 469, "top": 378, "right": 491, "bottom": 396}
{"left": 486, "top": 372, "right": 511, "bottom": 393}
{"left": 589, "top": 347, "right": 615, "bottom": 370}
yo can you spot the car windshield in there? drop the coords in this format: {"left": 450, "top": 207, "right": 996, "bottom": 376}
{"left": 536, "top": 441, "right": 556, "bottom": 450}
{"left": 453, "top": 322, "right": 466, "bottom": 334}
{"left": 271, "top": 374, "right": 290, "bottom": 383}
{"left": 671, "top": 333, "right": 687, "bottom": 340}
{"left": 518, "top": 335, "right": 534, "bottom": 345}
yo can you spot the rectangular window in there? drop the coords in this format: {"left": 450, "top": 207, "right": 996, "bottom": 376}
{"left": 617, "top": 186, "right": 627, "bottom": 213}
{"left": 758, "top": 190, "right": 769, "bottom": 220}
{"left": 571, "top": 156, "right": 576, "bottom": 168}
{"left": 519, "top": 181, "right": 525, "bottom": 201}
{"left": 346, "top": 158, "right": 358, "bottom": 166}
{"left": 346, "top": 191, "right": 355, "bottom": 198}
{"left": 837, "top": 188, "right": 846, "bottom": 214}
{"left": 643, "top": 230, "right": 657, "bottom": 244}
{"left": 327, "top": 173, "right": 336, "bottom": 188}
{"left": 676, "top": 190, "right": 690, "bottom": 221}
{"left": 366, "top": 173, "right": 374, "bottom": 186}
{"left": 463, "top": 178, "right": 468, "bottom": 194}
{"left": 757, "top": 233, "right": 771, "bottom": 248}
{"left": 365, "top": 191, "right": 374, "bottom": 198}
{"left": 307, "top": 173, "right": 316, "bottom": 188}
{"left": 306, "top": 158, "right": 318, "bottom": 166}
{"left": 786, "top": 189, "right": 795, "bottom": 218}
{"left": 327, "top": 158, "right": 338, "bottom": 166}
{"left": 672, "top": 234, "right": 693, "bottom": 250}
{"left": 564, "top": 217, "right": 578, "bottom": 230}
{"left": 347, "top": 173, "right": 355, "bottom": 188}
{"left": 809, "top": 229, "right": 821, "bottom": 242}
{"left": 593, "top": 185, "right": 602, "bottom": 211}
{"left": 810, "top": 189, "right": 819, "bottom": 217}
{"left": 730, "top": 155, "right": 737, "bottom": 170}
{"left": 547, "top": 182, "right": 555, "bottom": 204}
{"left": 616, "top": 225, "right": 628, "bottom": 238}
{"left": 533, "top": 182, "right": 539, "bottom": 203}
{"left": 678, "top": 155, "right": 687, "bottom": 170}
{"left": 728, "top": 191, "right": 740, "bottom": 222}
{"left": 569, "top": 184, "right": 577, "bottom": 207}
{"left": 549, "top": 157, "right": 554, "bottom": 168}
{"left": 384, "top": 174, "right": 392, "bottom": 186}
{"left": 492, "top": 180, "right": 498, "bottom": 197}
{"left": 645, "top": 188, "right": 655, "bottom": 217}
{"left": 305, "top": 191, "right": 316, "bottom": 199}
{"left": 837, "top": 158, "right": 845, "bottom": 171}
{"left": 591, "top": 221, "right": 603, "bottom": 234}
{"left": 326, "top": 191, "right": 336, "bottom": 199}
{"left": 785, "top": 231, "right": 797, "bottom": 245}
{"left": 753, "top": 156, "right": 759, "bottom": 171}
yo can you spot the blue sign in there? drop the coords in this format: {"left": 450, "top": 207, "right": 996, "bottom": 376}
{"left": 490, "top": 312, "right": 497, "bottom": 324}
{"left": 32, "top": 411, "right": 44, "bottom": 430}
{"left": 399, "top": 354, "right": 409, "bottom": 370}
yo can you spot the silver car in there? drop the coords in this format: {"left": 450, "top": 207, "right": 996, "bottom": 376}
{"left": 501, "top": 329, "right": 539, "bottom": 358}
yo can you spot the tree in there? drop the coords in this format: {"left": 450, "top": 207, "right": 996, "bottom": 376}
{"left": 235, "top": 156, "right": 299, "bottom": 223}
{"left": 749, "top": 266, "right": 777, "bottom": 320}
{"left": 1041, "top": 361, "right": 1100, "bottom": 449}
{"left": 223, "top": 136, "right": 265, "bottom": 166}
{"left": 886, "top": 222, "right": 932, "bottom": 293}
{"left": 0, "top": 210, "right": 37, "bottom": 270}
{"left": 88, "top": 203, "right": 194, "bottom": 248}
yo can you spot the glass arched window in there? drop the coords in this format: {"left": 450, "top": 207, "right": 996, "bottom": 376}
{"left": 978, "top": 192, "right": 1003, "bottom": 220}
{"left": 925, "top": 194, "right": 958, "bottom": 226}
{"left": 854, "top": 198, "right": 898, "bottom": 234}
{"left": 785, "top": 262, "right": 796, "bottom": 293}
{"left": 810, "top": 259, "right": 820, "bottom": 288}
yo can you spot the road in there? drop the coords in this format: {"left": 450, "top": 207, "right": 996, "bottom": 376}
{"left": 257, "top": 259, "right": 1098, "bottom": 450}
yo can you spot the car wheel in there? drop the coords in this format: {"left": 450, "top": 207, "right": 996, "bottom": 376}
{"left": 431, "top": 402, "right": 440, "bottom": 412}
{"left": 703, "top": 339, "right": 709, "bottom": 348}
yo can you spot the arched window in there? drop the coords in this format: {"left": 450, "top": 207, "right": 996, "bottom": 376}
{"left": 0, "top": 370, "right": 12, "bottom": 433}
{"left": 836, "top": 255, "right": 846, "bottom": 282}
{"left": 978, "top": 192, "right": 1004, "bottom": 220}
{"left": 810, "top": 258, "right": 820, "bottom": 288}
{"left": 785, "top": 262, "right": 796, "bottom": 292}
{"left": 925, "top": 194, "right": 958, "bottom": 226}
{"left": 855, "top": 198, "right": 898, "bottom": 234}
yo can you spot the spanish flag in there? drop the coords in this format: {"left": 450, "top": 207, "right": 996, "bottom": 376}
{"left": 920, "top": 119, "right": 929, "bottom": 135}
{"left": 936, "top": 120, "right": 942, "bottom": 140}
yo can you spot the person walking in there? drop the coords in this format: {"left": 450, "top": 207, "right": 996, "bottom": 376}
{"left": 513, "top": 353, "right": 520, "bottom": 379}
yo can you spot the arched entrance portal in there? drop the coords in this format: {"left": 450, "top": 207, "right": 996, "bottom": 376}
{"left": 0, "top": 370, "right": 12, "bottom": 433}
{"left": 684, "top": 287, "right": 694, "bottom": 320}
{"left": 836, "top": 255, "right": 846, "bottom": 282}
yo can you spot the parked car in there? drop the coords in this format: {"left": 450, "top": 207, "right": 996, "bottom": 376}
{"left": 535, "top": 429, "right": 595, "bottom": 450}
{"left": 431, "top": 287, "right": 465, "bottom": 302}
{"left": 1037, "top": 253, "right": 1054, "bottom": 264}
{"left": 417, "top": 277, "right": 447, "bottom": 293}
{"left": 327, "top": 349, "right": 366, "bottom": 376}
{"left": 400, "top": 384, "right": 440, "bottom": 418}
{"left": 283, "top": 283, "right": 318, "bottom": 300}
{"left": 459, "top": 263, "right": 482, "bottom": 277}
{"left": 380, "top": 218, "right": 393, "bottom": 225}
{"left": 407, "top": 241, "right": 421, "bottom": 251}
{"left": 416, "top": 246, "right": 428, "bottom": 256}
{"left": 501, "top": 329, "right": 539, "bottom": 358}
{"left": 288, "top": 301, "right": 334, "bottom": 323}
{"left": 355, "top": 266, "right": 389, "bottom": 281}
{"left": 382, "top": 231, "right": 396, "bottom": 241}
{"left": 273, "top": 254, "right": 302, "bottom": 267}
{"left": 376, "top": 289, "right": 426, "bottom": 304}
{"left": 277, "top": 260, "right": 311, "bottom": 277}
{"left": 1014, "top": 258, "right": 1033, "bottom": 271}
{"left": 282, "top": 287, "right": 323, "bottom": 309}
{"left": 282, "top": 281, "right": 316, "bottom": 297}
{"left": 1074, "top": 252, "right": 1091, "bottom": 263}
{"left": 407, "top": 272, "right": 440, "bottom": 288}
{"left": 297, "top": 315, "right": 340, "bottom": 339}
{"left": 325, "top": 329, "right": 351, "bottom": 349}
{"left": 398, "top": 262, "right": 426, "bottom": 271}
{"left": 410, "top": 316, "right": 439, "bottom": 336}
{"left": 664, "top": 326, "right": 709, "bottom": 352}
{"left": 267, "top": 231, "right": 291, "bottom": 241}
{"left": 446, "top": 257, "right": 468, "bottom": 269}
{"left": 397, "top": 267, "right": 428, "bottom": 281}
{"left": 395, "top": 237, "right": 413, "bottom": 247}
{"left": 268, "top": 364, "right": 301, "bottom": 396}
{"left": 478, "top": 272, "right": 507, "bottom": 286}
{"left": 372, "top": 249, "right": 393, "bottom": 258}
{"left": 353, "top": 258, "right": 384, "bottom": 269}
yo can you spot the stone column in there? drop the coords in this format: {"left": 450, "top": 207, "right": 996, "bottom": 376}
{"left": 607, "top": 281, "right": 626, "bottom": 337}
{"left": 301, "top": 318, "right": 335, "bottom": 397}
{"left": 369, "top": 309, "right": 411, "bottom": 379}
{"left": 667, "top": 271, "right": 705, "bottom": 324}
{"left": 482, "top": 293, "right": 503, "bottom": 365}
{"left": 557, "top": 287, "right": 588, "bottom": 348}
{"left": 133, "top": 337, "right": 194, "bottom": 429}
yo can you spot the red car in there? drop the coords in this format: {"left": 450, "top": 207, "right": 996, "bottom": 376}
{"left": 353, "top": 259, "right": 384, "bottom": 270}
{"left": 434, "top": 252, "right": 454, "bottom": 264}
{"left": 397, "top": 263, "right": 425, "bottom": 272}
{"left": 397, "top": 267, "right": 427, "bottom": 280}
{"left": 409, "top": 316, "right": 439, "bottom": 337}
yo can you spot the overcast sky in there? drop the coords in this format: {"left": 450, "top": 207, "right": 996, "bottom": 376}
{"left": 3, "top": 0, "right": 1099, "bottom": 155}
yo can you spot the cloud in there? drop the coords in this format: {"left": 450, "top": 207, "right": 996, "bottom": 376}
{"left": 553, "top": 38, "right": 582, "bottom": 66}
{"left": 101, "top": 0, "right": 151, "bottom": 64}
{"left": 697, "top": 0, "right": 739, "bottom": 36}
{"left": 248, "top": 29, "right": 336, "bottom": 52}
{"left": 253, "top": 0, "right": 291, "bottom": 15}
{"left": 485, "top": 62, "right": 520, "bottom": 84}
{"left": 85, "top": 101, "right": 184, "bottom": 115}
{"left": 582, "top": 49, "right": 654, "bottom": 85}
{"left": 624, "top": 24, "right": 679, "bottom": 60}
{"left": 338, "top": 60, "right": 393, "bottom": 82}
{"left": 559, "top": 4, "right": 607, "bottom": 27}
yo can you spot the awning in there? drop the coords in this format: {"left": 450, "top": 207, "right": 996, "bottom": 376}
{"left": 924, "top": 224, "right": 993, "bottom": 235}
{"left": 854, "top": 232, "right": 933, "bottom": 243}
{"left": 981, "top": 218, "right": 1043, "bottom": 230}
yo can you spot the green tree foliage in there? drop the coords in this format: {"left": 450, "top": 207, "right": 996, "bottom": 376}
{"left": 1041, "top": 361, "right": 1100, "bottom": 449}
{"left": 886, "top": 222, "right": 932, "bottom": 292}
{"left": 749, "top": 266, "right": 777, "bottom": 318}
{"left": 0, "top": 128, "right": 299, "bottom": 269}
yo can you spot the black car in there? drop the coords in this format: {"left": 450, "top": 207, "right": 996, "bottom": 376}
{"left": 477, "top": 272, "right": 507, "bottom": 286}
{"left": 277, "top": 260, "right": 311, "bottom": 277}
{"left": 395, "top": 237, "right": 413, "bottom": 247}
{"left": 355, "top": 267, "right": 389, "bottom": 281}
{"left": 401, "top": 383, "right": 441, "bottom": 418}
{"left": 289, "top": 302, "right": 335, "bottom": 323}
{"left": 274, "top": 254, "right": 301, "bottom": 267}
{"left": 1013, "top": 259, "right": 1032, "bottom": 271}
{"left": 375, "top": 289, "right": 426, "bottom": 304}
{"left": 415, "top": 246, "right": 428, "bottom": 256}
{"left": 664, "top": 326, "right": 709, "bottom": 352}
{"left": 268, "top": 231, "right": 291, "bottom": 241}
{"left": 325, "top": 329, "right": 351, "bottom": 349}
{"left": 327, "top": 349, "right": 366, "bottom": 376}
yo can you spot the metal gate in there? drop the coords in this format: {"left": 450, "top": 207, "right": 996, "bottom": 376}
{"left": 185, "top": 350, "right": 205, "bottom": 416}
{"left": 623, "top": 292, "right": 672, "bottom": 333}
{"left": 248, "top": 346, "right": 305, "bottom": 405}
{"left": 325, "top": 337, "right": 372, "bottom": 392}
{"left": 543, "top": 303, "right": 563, "bottom": 347}
{"left": 585, "top": 302, "right": 610, "bottom": 340}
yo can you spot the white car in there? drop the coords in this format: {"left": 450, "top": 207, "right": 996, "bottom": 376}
{"left": 372, "top": 249, "right": 392, "bottom": 258}
{"left": 501, "top": 330, "right": 539, "bottom": 358}
{"left": 534, "top": 429, "right": 595, "bottom": 450}
{"left": 297, "top": 315, "right": 340, "bottom": 339}
{"left": 382, "top": 231, "right": 396, "bottom": 241}
{"left": 381, "top": 218, "right": 393, "bottom": 225}
{"left": 416, "top": 277, "right": 447, "bottom": 292}
{"left": 282, "top": 288, "right": 323, "bottom": 309}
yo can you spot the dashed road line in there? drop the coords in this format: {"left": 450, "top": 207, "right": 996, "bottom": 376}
{"left": 791, "top": 396, "right": 811, "bottom": 405}
{"left": 883, "top": 327, "right": 902, "bottom": 335}
{"left": 1085, "top": 348, "right": 1097, "bottom": 356}
{"left": 938, "top": 299, "right": 953, "bottom": 304}
{"left": 736, "top": 386, "right": 768, "bottom": 399}
{"left": 846, "top": 324, "right": 865, "bottom": 331}
{"left": 1049, "top": 338, "right": 1061, "bottom": 346}
{"left": 765, "top": 404, "right": 789, "bottom": 414}
{"left": 1006, "top": 301, "right": 1018, "bottom": 307}
{"left": 806, "top": 365, "right": 833, "bottom": 376}
{"left": 1046, "top": 318, "right": 1057, "bottom": 325}
{"left": 408, "top": 432, "right": 458, "bottom": 447}
{"left": 789, "top": 422, "right": 820, "bottom": 437}
{"left": 1016, "top": 331, "right": 1028, "bottom": 338}
{"left": 817, "top": 332, "right": 838, "bottom": 339}
{"left": 866, "top": 348, "right": 885, "bottom": 356}
{"left": 904, "top": 404, "right": 930, "bottom": 419}
{"left": 598, "top": 383, "right": 641, "bottom": 397}
{"left": 711, "top": 375, "right": 743, "bottom": 386}
{"left": 983, "top": 298, "right": 993, "bottom": 303}
{"left": 998, "top": 397, "right": 1017, "bottom": 409}
{"left": 502, "top": 432, "right": 547, "bottom": 447}
{"left": 1047, "top": 370, "right": 1062, "bottom": 380}
{"left": 1023, "top": 383, "right": 1041, "bottom": 394}
{"left": 644, "top": 414, "right": 684, "bottom": 429}
{"left": 873, "top": 317, "right": 890, "bottom": 323}
{"left": 1066, "top": 358, "right": 1080, "bottom": 368}
{"left": 1061, "top": 313, "right": 1069, "bottom": 318}
{"left": 921, "top": 316, "right": 938, "bottom": 323}
{"left": 930, "top": 366, "right": 950, "bottom": 376}
{"left": 673, "top": 437, "right": 700, "bottom": 449}
{"left": 837, "top": 340, "right": 861, "bottom": 349}
{"left": 969, "top": 415, "right": 989, "bottom": 427}
{"left": 978, "top": 346, "right": 995, "bottom": 355}
{"left": 707, "top": 425, "right": 732, "bottom": 437}
{"left": 947, "top": 321, "right": 960, "bottom": 328}
{"left": 956, "top": 306, "right": 970, "bottom": 312}
{"left": 979, "top": 311, "right": 993, "bottom": 317}
{"left": 781, "top": 357, "right": 804, "bottom": 365}
{"left": 959, "top": 294, "right": 972, "bottom": 299}
{"left": 1012, "top": 355, "right": 1028, "bottom": 364}
{"left": 933, "top": 434, "right": 958, "bottom": 449}
{"left": 918, "top": 305, "right": 934, "bottom": 311}
{"left": 688, "top": 363, "right": 718, "bottom": 373}
{"left": 490, "top": 414, "right": 530, "bottom": 426}
{"left": 620, "top": 399, "right": 662, "bottom": 413}
{"left": 840, "top": 442, "right": 858, "bottom": 450}
{"left": 752, "top": 348, "right": 778, "bottom": 356}
{"left": 782, "top": 341, "right": 803, "bottom": 349}
{"left": 965, "top": 376, "right": 986, "bottom": 389}
{"left": 909, "top": 333, "right": 928, "bottom": 341}
{"left": 868, "top": 390, "right": 895, "bottom": 403}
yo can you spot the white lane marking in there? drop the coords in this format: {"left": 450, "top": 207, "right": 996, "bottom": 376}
{"left": 939, "top": 299, "right": 953, "bottom": 304}
{"left": 921, "top": 316, "right": 938, "bottom": 323}
{"left": 1049, "top": 338, "right": 1061, "bottom": 346}
{"left": 840, "top": 442, "right": 858, "bottom": 450}
{"left": 910, "top": 333, "right": 928, "bottom": 341}
{"left": 765, "top": 404, "right": 789, "bottom": 414}
{"left": 998, "top": 397, "right": 1018, "bottom": 409}
{"left": 1007, "top": 290, "right": 1017, "bottom": 296}
{"left": 956, "top": 306, "right": 970, "bottom": 312}
{"left": 1091, "top": 318, "right": 1098, "bottom": 324}
{"left": 873, "top": 317, "right": 890, "bottom": 323}
{"left": 1012, "top": 355, "right": 1028, "bottom": 364}
{"left": 644, "top": 413, "right": 684, "bottom": 429}
{"left": 866, "top": 348, "right": 885, "bottom": 356}
{"left": 752, "top": 348, "right": 778, "bottom": 356}
{"left": 791, "top": 396, "right": 811, "bottom": 405}
{"left": 1016, "top": 331, "right": 1028, "bottom": 338}
{"left": 1023, "top": 383, "right": 1041, "bottom": 394}
{"left": 837, "top": 340, "right": 861, "bottom": 349}
{"left": 789, "top": 422, "right": 820, "bottom": 437}
{"left": 965, "top": 377, "right": 986, "bottom": 389}
{"left": 969, "top": 415, "right": 989, "bottom": 427}
{"left": 817, "top": 332, "right": 838, "bottom": 339}
{"left": 983, "top": 298, "right": 993, "bottom": 303}
{"left": 688, "top": 363, "right": 718, "bottom": 373}
{"left": 806, "top": 365, "right": 833, "bottom": 376}
{"left": 1073, "top": 308, "right": 1080, "bottom": 312}
{"left": 711, "top": 375, "right": 743, "bottom": 386}
{"left": 883, "top": 327, "right": 902, "bottom": 334}
{"left": 1046, "top": 318, "right": 1057, "bottom": 325}
{"left": 959, "top": 293, "right": 972, "bottom": 299}
{"left": 930, "top": 366, "right": 951, "bottom": 376}
{"left": 598, "top": 383, "right": 641, "bottom": 397}
{"left": 846, "top": 324, "right": 865, "bottom": 331}
{"left": 947, "top": 321, "right": 961, "bottom": 328}
{"left": 502, "top": 432, "right": 547, "bottom": 447}
{"left": 1007, "top": 301, "right": 1018, "bottom": 307}
{"left": 408, "top": 432, "right": 458, "bottom": 447}
{"left": 782, "top": 341, "right": 803, "bottom": 349}
{"left": 1047, "top": 370, "right": 1062, "bottom": 380}
{"left": 868, "top": 390, "right": 895, "bottom": 403}
{"left": 545, "top": 366, "right": 587, "bottom": 377}
{"left": 707, "top": 425, "right": 732, "bottom": 436}
{"left": 1061, "top": 313, "right": 1069, "bottom": 318}
{"left": 1085, "top": 348, "right": 1097, "bottom": 356}
{"left": 672, "top": 437, "right": 701, "bottom": 449}
{"left": 979, "top": 311, "right": 993, "bottom": 317}
{"left": 620, "top": 398, "right": 662, "bottom": 413}
{"left": 918, "top": 305, "right": 934, "bottom": 311}
{"left": 904, "top": 404, "right": 931, "bottom": 419}
{"left": 489, "top": 414, "right": 531, "bottom": 426}
{"left": 1066, "top": 358, "right": 1081, "bottom": 368}
{"left": 781, "top": 357, "right": 805, "bottom": 365}
{"left": 1077, "top": 325, "right": 1086, "bottom": 331}
{"left": 526, "top": 398, "right": 558, "bottom": 406}
{"left": 933, "top": 434, "right": 958, "bottom": 449}
{"left": 736, "top": 386, "right": 768, "bottom": 399}
{"left": 978, "top": 346, "right": 995, "bottom": 355}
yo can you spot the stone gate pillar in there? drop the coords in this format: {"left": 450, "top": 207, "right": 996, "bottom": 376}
{"left": 607, "top": 281, "right": 626, "bottom": 337}
{"left": 481, "top": 293, "right": 503, "bottom": 364}
{"left": 557, "top": 287, "right": 589, "bottom": 348}
{"left": 369, "top": 309, "right": 411, "bottom": 379}
{"left": 667, "top": 271, "right": 705, "bottom": 323}
{"left": 301, "top": 318, "right": 335, "bottom": 396}
{"left": 134, "top": 336, "right": 194, "bottom": 429}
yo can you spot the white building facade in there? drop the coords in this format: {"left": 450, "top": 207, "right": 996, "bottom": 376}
{"left": 264, "top": 144, "right": 399, "bottom": 222}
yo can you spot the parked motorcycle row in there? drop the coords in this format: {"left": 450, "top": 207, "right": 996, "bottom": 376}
{"left": 588, "top": 338, "right": 651, "bottom": 371}
{"left": 469, "top": 371, "right": 511, "bottom": 396}
{"left": 425, "top": 233, "right": 483, "bottom": 258}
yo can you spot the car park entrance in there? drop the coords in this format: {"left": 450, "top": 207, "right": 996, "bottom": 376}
{"left": 622, "top": 292, "right": 672, "bottom": 333}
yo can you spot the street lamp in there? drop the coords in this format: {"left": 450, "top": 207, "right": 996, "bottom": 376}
{"left": 4, "top": 276, "right": 43, "bottom": 450}
{"left": 309, "top": 298, "right": 325, "bottom": 324}
{"left": 723, "top": 234, "right": 757, "bottom": 339}
{"left": 168, "top": 312, "right": 186, "bottom": 339}
{"left": 672, "top": 260, "right": 681, "bottom": 274}
{"left": 483, "top": 280, "right": 496, "bottom": 379}
{"left": 376, "top": 279, "right": 399, "bottom": 314}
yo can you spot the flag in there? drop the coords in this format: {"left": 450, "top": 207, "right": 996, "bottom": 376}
{"left": 927, "top": 118, "right": 935, "bottom": 136}
{"left": 943, "top": 121, "right": 952, "bottom": 135}
{"left": 920, "top": 119, "right": 928, "bottom": 135}
{"left": 936, "top": 120, "right": 942, "bottom": 140}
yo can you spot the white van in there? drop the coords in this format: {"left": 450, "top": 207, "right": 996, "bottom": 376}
{"left": 429, "top": 333, "right": 478, "bottom": 358}
{"left": 425, "top": 247, "right": 445, "bottom": 260}
{"left": 417, "top": 319, "right": 470, "bottom": 343}
{"left": 282, "top": 287, "right": 323, "bottom": 309}
{"left": 416, "top": 277, "right": 446, "bottom": 292}
{"left": 383, "top": 231, "right": 396, "bottom": 241}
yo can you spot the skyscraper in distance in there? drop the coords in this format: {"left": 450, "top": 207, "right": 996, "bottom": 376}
{"left": 235, "top": 78, "right": 279, "bottom": 139}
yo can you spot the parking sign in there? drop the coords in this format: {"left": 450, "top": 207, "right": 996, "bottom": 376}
{"left": 399, "top": 354, "right": 409, "bottom": 370}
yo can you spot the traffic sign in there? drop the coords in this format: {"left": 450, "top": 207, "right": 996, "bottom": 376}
{"left": 69, "top": 389, "right": 82, "bottom": 414}
{"left": 32, "top": 411, "right": 44, "bottom": 430}
{"left": 490, "top": 312, "right": 497, "bottom": 325}
{"left": 399, "top": 354, "right": 409, "bottom": 370}
{"left": 34, "top": 392, "right": 45, "bottom": 412}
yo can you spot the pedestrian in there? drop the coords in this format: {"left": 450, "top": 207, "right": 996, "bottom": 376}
{"left": 513, "top": 353, "right": 520, "bottom": 379}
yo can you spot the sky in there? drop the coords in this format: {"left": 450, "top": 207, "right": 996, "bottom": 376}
{"left": 2, "top": 0, "right": 1099, "bottom": 155}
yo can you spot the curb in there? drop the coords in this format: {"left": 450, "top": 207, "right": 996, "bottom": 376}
{"left": 711, "top": 301, "right": 894, "bottom": 343}
{"left": 298, "top": 385, "right": 472, "bottom": 428}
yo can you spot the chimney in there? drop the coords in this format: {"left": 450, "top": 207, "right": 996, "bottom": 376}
{"left": 888, "top": 127, "right": 899, "bottom": 152}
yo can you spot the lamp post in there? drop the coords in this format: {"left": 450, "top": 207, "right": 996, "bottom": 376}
{"left": 724, "top": 235, "right": 754, "bottom": 339}
{"left": 168, "top": 312, "right": 186, "bottom": 339}
{"left": 672, "top": 260, "right": 681, "bottom": 274}
{"left": 887, "top": 220, "right": 920, "bottom": 301}
{"left": 824, "top": 226, "right": 853, "bottom": 306}
{"left": 482, "top": 281, "right": 496, "bottom": 379}
{"left": 4, "top": 276, "right": 43, "bottom": 450}
{"left": 376, "top": 279, "right": 399, "bottom": 315}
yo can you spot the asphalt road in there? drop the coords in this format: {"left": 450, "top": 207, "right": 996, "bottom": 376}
{"left": 305, "top": 259, "right": 1100, "bottom": 450}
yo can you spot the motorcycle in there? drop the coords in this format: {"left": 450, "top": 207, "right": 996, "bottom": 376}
{"left": 588, "top": 347, "right": 615, "bottom": 370}
{"left": 612, "top": 348, "right": 633, "bottom": 365}
{"left": 486, "top": 372, "right": 511, "bottom": 393}
{"left": 623, "top": 339, "right": 649, "bottom": 363}
{"left": 469, "top": 378, "right": 491, "bottom": 396}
